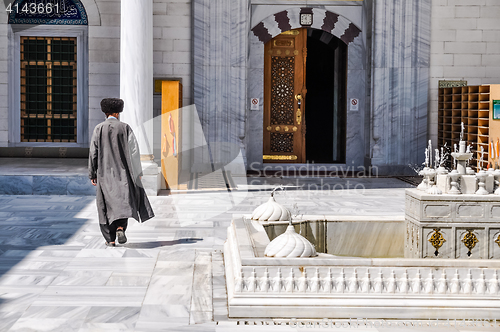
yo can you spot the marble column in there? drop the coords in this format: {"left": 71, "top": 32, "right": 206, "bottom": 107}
{"left": 193, "top": 0, "right": 249, "bottom": 172}
{"left": 370, "top": 0, "right": 431, "bottom": 175}
{"left": 120, "top": 0, "right": 159, "bottom": 195}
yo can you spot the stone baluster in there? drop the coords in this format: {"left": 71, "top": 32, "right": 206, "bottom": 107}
{"left": 476, "top": 171, "right": 489, "bottom": 195}
{"left": 489, "top": 270, "right": 499, "bottom": 295}
{"left": 494, "top": 170, "right": 500, "bottom": 195}
{"left": 387, "top": 270, "right": 396, "bottom": 293}
{"left": 425, "top": 270, "right": 435, "bottom": 294}
{"left": 413, "top": 269, "right": 422, "bottom": 294}
{"left": 400, "top": 269, "right": 409, "bottom": 294}
{"left": 298, "top": 270, "right": 308, "bottom": 292}
{"left": 323, "top": 268, "right": 333, "bottom": 293}
{"left": 286, "top": 268, "right": 296, "bottom": 293}
{"left": 235, "top": 269, "right": 244, "bottom": 292}
{"left": 476, "top": 270, "right": 486, "bottom": 295}
{"left": 361, "top": 269, "right": 371, "bottom": 293}
{"left": 337, "top": 268, "right": 346, "bottom": 293}
{"left": 463, "top": 269, "right": 473, "bottom": 294}
{"left": 450, "top": 269, "right": 461, "bottom": 294}
{"left": 311, "top": 268, "right": 320, "bottom": 293}
{"left": 349, "top": 269, "right": 359, "bottom": 293}
{"left": 437, "top": 270, "right": 447, "bottom": 294}
{"left": 274, "top": 268, "right": 284, "bottom": 293}
{"left": 261, "top": 268, "right": 270, "bottom": 292}
{"left": 247, "top": 268, "right": 257, "bottom": 292}
{"left": 374, "top": 270, "right": 383, "bottom": 293}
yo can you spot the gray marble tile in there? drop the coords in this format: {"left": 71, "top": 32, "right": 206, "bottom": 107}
{"left": 8, "top": 306, "right": 90, "bottom": 332}
{"left": 106, "top": 274, "right": 151, "bottom": 287}
{"left": 75, "top": 249, "right": 126, "bottom": 258}
{"left": 0, "top": 293, "right": 41, "bottom": 312}
{"left": 189, "top": 311, "right": 212, "bottom": 325}
{"left": 136, "top": 304, "right": 190, "bottom": 330}
{"left": 32, "top": 286, "right": 147, "bottom": 306}
{"left": 50, "top": 271, "right": 113, "bottom": 287}
{"left": 33, "top": 176, "right": 69, "bottom": 195}
{"left": 0, "top": 176, "right": 33, "bottom": 195}
{"left": 84, "top": 306, "right": 141, "bottom": 329}
{"left": 0, "top": 274, "right": 56, "bottom": 286}
{"left": 191, "top": 252, "right": 212, "bottom": 312}
{"left": 20, "top": 305, "right": 91, "bottom": 319}
{"left": 67, "top": 177, "right": 96, "bottom": 196}
{"left": 143, "top": 276, "right": 192, "bottom": 305}
{"left": 63, "top": 258, "right": 156, "bottom": 273}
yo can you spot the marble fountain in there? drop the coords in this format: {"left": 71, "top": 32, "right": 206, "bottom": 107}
{"left": 224, "top": 125, "right": 500, "bottom": 320}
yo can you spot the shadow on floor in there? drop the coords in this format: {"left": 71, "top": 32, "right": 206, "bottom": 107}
{"left": 123, "top": 238, "right": 203, "bottom": 249}
{"left": 0, "top": 195, "right": 93, "bottom": 321}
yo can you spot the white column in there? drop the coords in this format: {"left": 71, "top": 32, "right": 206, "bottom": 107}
{"left": 120, "top": 0, "right": 159, "bottom": 195}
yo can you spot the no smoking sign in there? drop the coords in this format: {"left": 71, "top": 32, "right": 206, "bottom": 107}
{"left": 250, "top": 98, "right": 260, "bottom": 111}
{"left": 350, "top": 98, "right": 359, "bottom": 111}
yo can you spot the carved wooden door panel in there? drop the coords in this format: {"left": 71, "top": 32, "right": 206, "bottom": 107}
{"left": 263, "top": 28, "right": 307, "bottom": 163}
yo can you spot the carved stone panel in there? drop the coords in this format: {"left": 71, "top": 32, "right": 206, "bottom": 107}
{"left": 490, "top": 205, "right": 500, "bottom": 220}
{"left": 489, "top": 229, "right": 500, "bottom": 259}
{"left": 456, "top": 228, "right": 484, "bottom": 259}
{"left": 424, "top": 204, "right": 452, "bottom": 218}
{"left": 457, "top": 204, "right": 484, "bottom": 218}
{"left": 423, "top": 227, "right": 452, "bottom": 259}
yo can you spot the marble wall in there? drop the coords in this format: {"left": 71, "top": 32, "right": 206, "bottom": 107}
{"left": 370, "top": 0, "right": 431, "bottom": 174}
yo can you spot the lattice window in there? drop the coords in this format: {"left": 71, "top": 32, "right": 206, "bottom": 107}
{"left": 270, "top": 132, "right": 294, "bottom": 153}
{"left": 20, "top": 36, "right": 77, "bottom": 142}
{"left": 270, "top": 56, "right": 294, "bottom": 125}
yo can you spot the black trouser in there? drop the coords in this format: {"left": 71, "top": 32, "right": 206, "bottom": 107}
{"left": 100, "top": 218, "right": 128, "bottom": 243}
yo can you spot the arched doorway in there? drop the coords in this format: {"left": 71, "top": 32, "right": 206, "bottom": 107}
{"left": 263, "top": 28, "right": 347, "bottom": 163}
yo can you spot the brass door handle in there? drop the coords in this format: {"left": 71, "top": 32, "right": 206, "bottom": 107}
{"left": 295, "top": 94, "right": 302, "bottom": 125}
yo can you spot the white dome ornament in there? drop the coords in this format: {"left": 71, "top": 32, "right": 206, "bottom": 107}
{"left": 264, "top": 222, "right": 317, "bottom": 258}
{"left": 251, "top": 190, "right": 291, "bottom": 222}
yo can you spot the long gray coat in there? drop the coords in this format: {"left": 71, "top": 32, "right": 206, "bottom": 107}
{"left": 89, "top": 118, "right": 155, "bottom": 225}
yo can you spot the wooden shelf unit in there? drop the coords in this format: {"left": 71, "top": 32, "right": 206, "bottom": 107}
{"left": 438, "top": 84, "right": 500, "bottom": 170}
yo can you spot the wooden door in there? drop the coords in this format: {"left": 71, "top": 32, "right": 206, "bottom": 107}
{"left": 263, "top": 28, "right": 307, "bottom": 163}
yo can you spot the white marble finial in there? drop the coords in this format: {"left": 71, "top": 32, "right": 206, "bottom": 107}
{"left": 251, "top": 196, "right": 291, "bottom": 222}
{"left": 264, "top": 225, "right": 317, "bottom": 258}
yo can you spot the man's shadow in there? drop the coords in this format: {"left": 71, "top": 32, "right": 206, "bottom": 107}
{"left": 122, "top": 238, "right": 203, "bottom": 249}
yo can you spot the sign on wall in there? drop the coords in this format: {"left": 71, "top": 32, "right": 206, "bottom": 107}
{"left": 250, "top": 98, "right": 260, "bottom": 111}
{"left": 350, "top": 98, "right": 359, "bottom": 111}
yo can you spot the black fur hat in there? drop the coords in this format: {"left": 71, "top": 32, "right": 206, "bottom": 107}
{"left": 100, "top": 98, "right": 124, "bottom": 114}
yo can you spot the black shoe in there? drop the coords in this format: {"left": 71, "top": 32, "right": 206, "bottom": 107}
{"left": 105, "top": 241, "right": 115, "bottom": 247}
{"left": 116, "top": 229, "right": 127, "bottom": 244}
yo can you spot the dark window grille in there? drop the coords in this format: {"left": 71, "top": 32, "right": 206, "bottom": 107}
{"left": 21, "top": 36, "right": 77, "bottom": 142}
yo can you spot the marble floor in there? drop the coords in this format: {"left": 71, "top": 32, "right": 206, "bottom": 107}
{"left": 1, "top": 177, "right": 498, "bottom": 331}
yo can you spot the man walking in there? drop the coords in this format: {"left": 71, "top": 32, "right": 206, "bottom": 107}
{"left": 89, "top": 98, "right": 155, "bottom": 247}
